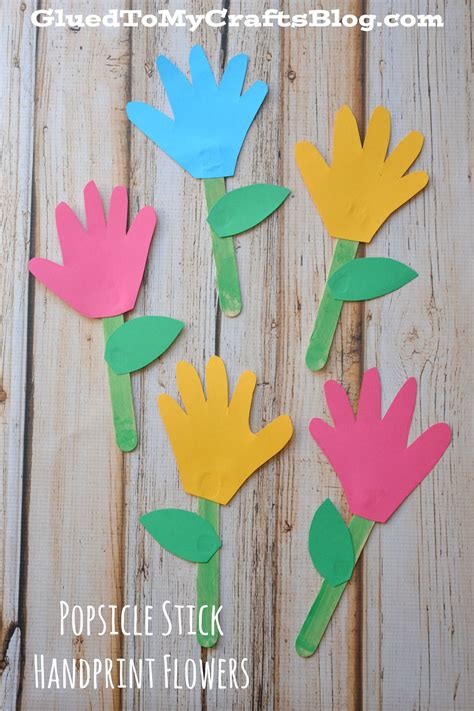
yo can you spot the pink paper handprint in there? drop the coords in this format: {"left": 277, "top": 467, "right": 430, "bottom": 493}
{"left": 29, "top": 181, "right": 156, "bottom": 318}
{"left": 309, "top": 368, "right": 451, "bottom": 523}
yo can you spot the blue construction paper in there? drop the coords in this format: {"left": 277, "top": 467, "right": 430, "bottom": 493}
{"left": 127, "top": 45, "right": 268, "bottom": 179}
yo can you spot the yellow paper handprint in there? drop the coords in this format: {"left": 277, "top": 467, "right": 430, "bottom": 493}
{"left": 158, "top": 356, "right": 293, "bottom": 504}
{"left": 295, "top": 105, "right": 429, "bottom": 243}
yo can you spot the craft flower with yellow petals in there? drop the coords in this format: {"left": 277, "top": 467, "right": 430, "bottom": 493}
{"left": 143, "top": 356, "right": 293, "bottom": 649}
{"left": 295, "top": 105, "right": 428, "bottom": 244}
{"left": 295, "top": 106, "right": 429, "bottom": 372}
{"left": 158, "top": 356, "right": 293, "bottom": 504}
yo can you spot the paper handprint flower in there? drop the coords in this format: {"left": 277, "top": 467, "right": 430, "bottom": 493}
{"left": 142, "top": 356, "right": 292, "bottom": 649}
{"left": 309, "top": 368, "right": 451, "bottom": 523}
{"left": 127, "top": 45, "right": 268, "bottom": 179}
{"left": 29, "top": 181, "right": 156, "bottom": 318}
{"left": 158, "top": 355, "right": 293, "bottom": 504}
{"left": 296, "top": 106, "right": 429, "bottom": 371}
{"left": 296, "top": 105, "right": 428, "bottom": 244}
{"left": 29, "top": 183, "right": 182, "bottom": 452}
{"left": 295, "top": 369, "right": 451, "bottom": 658}
{"left": 127, "top": 45, "right": 285, "bottom": 319}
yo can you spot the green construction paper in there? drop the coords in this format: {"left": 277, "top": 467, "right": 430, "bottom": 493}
{"left": 308, "top": 499, "right": 354, "bottom": 586}
{"left": 296, "top": 515, "right": 375, "bottom": 657}
{"left": 103, "top": 316, "right": 138, "bottom": 452}
{"left": 140, "top": 508, "right": 222, "bottom": 563}
{"left": 306, "top": 239, "right": 358, "bottom": 371}
{"left": 207, "top": 184, "right": 291, "bottom": 237}
{"left": 328, "top": 257, "right": 418, "bottom": 301}
{"left": 104, "top": 316, "right": 184, "bottom": 375}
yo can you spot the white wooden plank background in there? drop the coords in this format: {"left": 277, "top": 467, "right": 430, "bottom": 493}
{"left": 363, "top": 2, "right": 474, "bottom": 709}
{"left": 0, "top": 2, "right": 36, "bottom": 707}
{"left": 0, "top": 1, "right": 472, "bottom": 709}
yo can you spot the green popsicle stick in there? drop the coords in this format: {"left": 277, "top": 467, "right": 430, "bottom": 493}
{"left": 305, "top": 239, "right": 359, "bottom": 371}
{"left": 328, "top": 257, "right": 418, "bottom": 301}
{"left": 105, "top": 315, "right": 184, "bottom": 374}
{"left": 308, "top": 499, "right": 354, "bottom": 586}
{"left": 295, "top": 515, "right": 375, "bottom": 658}
{"left": 103, "top": 316, "right": 138, "bottom": 452}
{"left": 140, "top": 508, "right": 222, "bottom": 563}
{"left": 204, "top": 178, "right": 242, "bottom": 317}
{"left": 196, "top": 498, "right": 220, "bottom": 648}
{"left": 207, "top": 184, "right": 291, "bottom": 237}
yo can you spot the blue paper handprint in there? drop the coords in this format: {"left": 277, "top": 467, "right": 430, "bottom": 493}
{"left": 127, "top": 45, "right": 268, "bottom": 179}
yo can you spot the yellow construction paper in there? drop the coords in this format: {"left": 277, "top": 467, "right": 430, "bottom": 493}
{"left": 295, "top": 105, "right": 429, "bottom": 243}
{"left": 158, "top": 356, "right": 293, "bottom": 504}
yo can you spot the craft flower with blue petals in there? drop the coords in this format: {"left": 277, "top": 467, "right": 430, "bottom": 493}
{"left": 127, "top": 45, "right": 287, "bottom": 319}
{"left": 127, "top": 45, "right": 268, "bottom": 179}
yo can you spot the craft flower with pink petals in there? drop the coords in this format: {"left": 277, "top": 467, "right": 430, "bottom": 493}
{"left": 309, "top": 368, "right": 451, "bottom": 523}
{"left": 296, "top": 369, "right": 451, "bottom": 658}
{"left": 29, "top": 181, "right": 157, "bottom": 319}
{"left": 28, "top": 181, "right": 161, "bottom": 452}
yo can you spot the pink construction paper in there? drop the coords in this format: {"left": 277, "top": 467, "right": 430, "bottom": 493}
{"left": 309, "top": 368, "right": 451, "bottom": 523}
{"left": 29, "top": 181, "right": 157, "bottom": 318}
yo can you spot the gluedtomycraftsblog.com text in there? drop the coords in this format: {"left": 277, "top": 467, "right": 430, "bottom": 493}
{"left": 33, "top": 601, "right": 250, "bottom": 691}
{"left": 31, "top": 8, "right": 443, "bottom": 32}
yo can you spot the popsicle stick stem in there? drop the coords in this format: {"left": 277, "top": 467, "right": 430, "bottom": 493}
{"left": 196, "top": 498, "right": 220, "bottom": 648}
{"left": 305, "top": 239, "right": 359, "bottom": 371}
{"left": 295, "top": 515, "right": 375, "bottom": 658}
{"left": 103, "top": 316, "right": 138, "bottom": 452}
{"left": 204, "top": 177, "right": 242, "bottom": 317}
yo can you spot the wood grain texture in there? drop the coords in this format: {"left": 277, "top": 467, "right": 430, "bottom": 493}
{"left": 123, "top": 5, "right": 217, "bottom": 709}
{"left": 21, "top": 3, "right": 130, "bottom": 708}
{"left": 362, "top": 1, "right": 473, "bottom": 709}
{"left": 0, "top": 0, "right": 472, "bottom": 709}
{"left": 275, "top": 5, "right": 367, "bottom": 710}
{"left": 0, "top": 2, "right": 37, "bottom": 708}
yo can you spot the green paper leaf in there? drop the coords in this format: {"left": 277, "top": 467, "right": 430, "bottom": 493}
{"left": 104, "top": 316, "right": 184, "bottom": 374}
{"left": 308, "top": 499, "right": 355, "bottom": 586}
{"left": 207, "top": 184, "right": 291, "bottom": 237}
{"left": 327, "top": 257, "right": 418, "bottom": 301}
{"left": 140, "top": 508, "right": 222, "bottom": 563}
